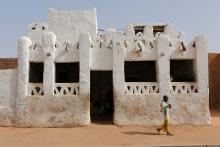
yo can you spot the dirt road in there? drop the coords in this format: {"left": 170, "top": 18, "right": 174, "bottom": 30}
{"left": 0, "top": 111, "right": 219, "bottom": 147}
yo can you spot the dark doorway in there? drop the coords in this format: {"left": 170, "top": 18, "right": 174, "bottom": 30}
{"left": 90, "top": 71, "right": 113, "bottom": 123}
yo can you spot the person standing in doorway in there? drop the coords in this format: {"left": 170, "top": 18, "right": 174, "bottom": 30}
{"left": 157, "top": 95, "right": 173, "bottom": 136}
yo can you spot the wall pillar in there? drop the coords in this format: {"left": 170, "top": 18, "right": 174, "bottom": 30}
{"left": 79, "top": 33, "right": 91, "bottom": 97}
{"left": 112, "top": 32, "right": 125, "bottom": 124}
{"left": 17, "top": 36, "right": 31, "bottom": 98}
{"left": 79, "top": 32, "right": 91, "bottom": 124}
{"left": 195, "top": 36, "right": 209, "bottom": 95}
{"left": 42, "top": 32, "right": 56, "bottom": 96}
{"left": 113, "top": 32, "right": 125, "bottom": 98}
{"left": 194, "top": 36, "right": 211, "bottom": 124}
{"left": 157, "top": 35, "right": 170, "bottom": 97}
{"left": 16, "top": 36, "right": 32, "bottom": 127}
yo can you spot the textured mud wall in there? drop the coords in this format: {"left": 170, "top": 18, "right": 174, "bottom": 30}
{"left": 208, "top": 53, "right": 220, "bottom": 109}
{"left": 14, "top": 8, "right": 96, "bottom": 127}
{"left": 0, "top": 53, "right": 218, "bottom": 127}
{"left": 0, "top": 69, "right": 17, "bottom": 126}
{"left": 48, "top": 8, "right": 97, "bottom": 45}
{"left": 15, "top": 96, "right": 89, "bottom": 127}
{"left": 90, "top": 47, "right": 113, "bottom": 70}
{"left": 0, "top": 58, "right": 17, "bottom": 69}
{"left": 0, "top": 8, "right": 214, "bottom": 127}
{"left": 114, "top": 94, "right": 210, "bottom": 125}
{"left": 113, "top": 25, "right": 210, "bottom": 125}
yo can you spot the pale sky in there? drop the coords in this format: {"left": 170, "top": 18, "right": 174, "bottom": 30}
{"left": 0, "top": 0, "right": 220, "bottom": 57}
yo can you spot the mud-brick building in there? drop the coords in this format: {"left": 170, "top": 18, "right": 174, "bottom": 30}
{"left": 0, "top": 8, "right": 211, "bottom": 127}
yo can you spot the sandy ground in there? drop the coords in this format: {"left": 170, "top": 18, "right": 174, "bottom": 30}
{"left": 0, "top": 111, "right": 220, "bottom": 147}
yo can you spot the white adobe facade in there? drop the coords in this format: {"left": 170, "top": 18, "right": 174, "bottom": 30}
{"left": 0, "top": 8, "right": 210, "bottom": 127}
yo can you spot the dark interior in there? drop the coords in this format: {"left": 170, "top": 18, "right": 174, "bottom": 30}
{"left": 124, "top": 61, "right": 157, "bottom": 82}
{"left": 90, "top": 71, "right": 113, "bottom": 123}
{"left": 55, "top": 62, "right": 79, "bottom": 83}
{"left": 29, "top": 62, "right": 44, "bottom": 83}
{"left": 153, "top": 25, "right": 165, "bottom": 36}
{"left": 170, "top": 60, "right": 196, "bottom": 82}
{"left": 134, "top": 26, "right": 145, "bottom": 34}
{"left": 133, "top": 25, "right": 165, "bottom": 35}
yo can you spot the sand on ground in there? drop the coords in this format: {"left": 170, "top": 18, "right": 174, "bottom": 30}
{"left": 0, "top": 110, "right": 219, "bottom": 147}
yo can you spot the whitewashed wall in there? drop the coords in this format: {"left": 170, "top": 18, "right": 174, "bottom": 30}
{"left": 3, "top": 8, "right": 210, "bottom": 127}
{"left": 48, "top": 8, "right": 97, "bottom": 45}
{"left": 90, "top": 47, "right": 113, "bottom": 70}
{"left": 0, "top": 69, "right": 17, "bottom": 126}
{"left": 15, "top": 8, "right": 98, "bottom": 127}
{"left": 113, "top": 23, "right": 210, "bottom": 125}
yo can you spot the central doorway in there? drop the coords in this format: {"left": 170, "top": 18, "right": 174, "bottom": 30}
{"left": 90, "top": 70, "right": 113, "bottom": 123}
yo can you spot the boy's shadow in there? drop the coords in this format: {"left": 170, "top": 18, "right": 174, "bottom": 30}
{"left": 121, "top": 131, "right": 160, "bottom": 136}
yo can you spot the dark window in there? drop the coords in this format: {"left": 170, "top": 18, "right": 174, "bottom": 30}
{"left": 133, "top": 26, "right": 145, "bottom": 34}
{"left": 133, "top": 25, "right": 165, "bottom": 35}
{"left": 55, "top": 62, "right": 79, "bottom": 83}
{"left": 170, "top": 60, "right": 195, "bottom": 82}
{"left": 153, "top": 25, "right": 165, "bottom": 36}
{"left": 29, "top": 62, "right": 44, "bottom": 83}
{"left": 125, "top": 61, "right": 157, "bottom": 82}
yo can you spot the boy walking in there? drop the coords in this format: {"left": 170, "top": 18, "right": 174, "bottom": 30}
{"left": 157, "top": 95, "right": 173, "bottom": 135}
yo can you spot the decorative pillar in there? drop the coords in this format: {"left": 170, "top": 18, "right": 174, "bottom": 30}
{"left": 16, "top": 36, "right": 32, "bottom": 127}
{"left": 112, "top": 32, "right": 125, "bottom": 124}
{"left": 124, "top": 24, "right": 135, "bottom": 52}
{"left": 195, "top": 36, "right": 209, "bottom": 95}
{"left": 194, "top": 36, "right": 211, "bottom": 124}
{"left": 157, "top": 35, "right": 170, "bottom": 97}
{"left": 79, "top": 32, "right": 91, "bottom": 124}
{"left": 17, "top": 36, "right": 31, "bottom": 98}
{"left": 113, "top": 32, "right": 125, "bottom": 97}
{"left": 79, "top": 33, "right": 91, "bottom": 97}
{"left": 42, "top": 31, "right": 56, "bottom": 96}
